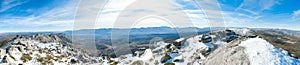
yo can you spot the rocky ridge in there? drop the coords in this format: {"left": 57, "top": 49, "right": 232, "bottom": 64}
{"left": 0, "top": 28, "right": 299, "bottom": 65}
{"left": 0, "top": 34, "right": 106, "bottom": 65}
{"left": 107, "top": 28, "right": 300, "bottom": 65}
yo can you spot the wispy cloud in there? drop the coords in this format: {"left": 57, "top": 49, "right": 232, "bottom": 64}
{"left": 0, "top": 0, "right": 27, "bottom": 12}
{"left": 236, "top": 0, "right": 281, "bottom": 15}
{"left": 0, "top": 0, "right": 299, "bottom": 32}
{"left": 259, "top": 0, "right": 281, "bottom": 10}
{"left": 0, "top": 0, "right": 78, "bottom": 32}
{"left": 96, "top": 0, "right": 286, "bottom": 30}
{"left": 98, "top": 0, "right": 203, "bottom": 28}
{"left": 95, "top": 0, "right": 136, "bottom": 28}
{"left": 292, "top": 10, "right": 300, "bottom": 19}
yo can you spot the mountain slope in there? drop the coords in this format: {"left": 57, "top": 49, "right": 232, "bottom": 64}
{"left": 0, "top": 28, "right": 299, "bottom": 65}
{"left": 240, "top": 38, "right": 299, "bottom": 65}
{"left": 107, "top": 28, "right": 300, "bottom": 65}
{"left": 0, "top": 34, "right": 105, "bottom": 65}
{"left": 252, "top": 29, "right": 300, "bottom": 59}
{"left": 203, "top": 37, "right": 300, "bottom": 65}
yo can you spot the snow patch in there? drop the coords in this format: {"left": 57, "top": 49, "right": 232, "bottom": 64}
{"left": 138, "top": 49, "right": 153, "bottom": 61}
{"left": 229, "top": 28, "right": 250, "bottom": 35}
{"left": 175, "top": 38, "right": 185, "bottom": 42}
{"left": 240, "top": 38, "right": 300, "bottom": 65}
{"left": 214, "top": 41, "right": 227, "bottom": 46}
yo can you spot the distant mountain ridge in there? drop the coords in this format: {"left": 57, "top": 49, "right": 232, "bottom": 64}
{"left": 64, "top": 27, "right": 210, "bottom": 37}
{"left": 1, "top": 27, "right": 300, "bottom": 45}
{"left": 2, "top": 27, "right": 299, "bottom": 38}
{"left": 65, "top": 27, "right": 211, "bottom": 44}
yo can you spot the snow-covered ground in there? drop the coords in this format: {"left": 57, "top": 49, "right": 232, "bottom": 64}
{"left": 240, "top": 38, "right": 300, "bottom": 65}
{"left": 0, "top": 34, "right": 105, "bottom": 65}
{"left": 108, "top": 29, "right": 300, "bottom": 65}
{"left": 228, "top": 27, "right": 251, "bottom": 35}
{"left": 1, "top": 29, "right": 300, "bottom": 65}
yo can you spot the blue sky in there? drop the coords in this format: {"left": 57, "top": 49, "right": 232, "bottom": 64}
{"left": 0, "top": 0, "right": 299, "bottom": 32}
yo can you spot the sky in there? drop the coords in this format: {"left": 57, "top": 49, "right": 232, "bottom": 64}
{"left": 0, "top": 0, "right": 299, "bottom": 33}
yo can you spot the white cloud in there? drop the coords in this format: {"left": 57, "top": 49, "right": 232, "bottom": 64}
{"left": 0, "top": 0, "right": 27, "bottom": 12}
{"left": 0, "top": 0, "right": 78, "bottom": 32}
{"left": 95, "top": 0, "right": 136, "bottom": 28}
{"left": 0, "top": 0, "right": 244, "bottom": 32}
{"left": 97, "top": 0, "right": 240, "bottom": 29}
{"left": 0, "top": 0, "right": 131, "bottom": 32}
{"left": 2, "top": 0, "right": 298, "bottom": 32}
{"left": 95, "top": 0, "right": 263, "bottom": 29}
{"left": 236, "top": 0, "right": 281, "bottom": 15}
{"left": 96, "top": 0, "right": 199, "bottom": 28}
{"left": 292, "top": 10, "right": 300, "bottom": 19}
{"left": 259, "top": 0, "right": 280, "bottom": 10}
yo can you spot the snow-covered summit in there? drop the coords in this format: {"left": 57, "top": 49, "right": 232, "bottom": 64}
{"left": 240, "top": 38, "right": 300, "bottom": 65}
{"left": 110, "top": 29, "right": 300, "bottom": 65}
{"left": 0, "top": 29, "right": 299, "bottom": 65}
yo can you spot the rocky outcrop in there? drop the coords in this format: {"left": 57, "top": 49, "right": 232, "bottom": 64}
{"left": 203, "top": 38, "right": 250, "bottom": 65}
{"left": 0, "top": 34, "right": 105, "bottom": 65}
{"left": 0, "top": 28, "right": 298, "bottom": 65}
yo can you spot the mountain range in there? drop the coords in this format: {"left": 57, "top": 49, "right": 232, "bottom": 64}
{"left": 0, "top": 27, "right": 299, "bottom": 65}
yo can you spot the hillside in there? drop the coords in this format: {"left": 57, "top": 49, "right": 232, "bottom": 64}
{"left": 0, "top": 28, "right": 299, "bottom": 65}
{"left": 99, "top": 28, "right": 300, "bottom": 65}
{"left": 0, "top": 34, "right": 105, "bottom": 65}
{"left": 252, "top": 29, "right": 300, "bottom": 59}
